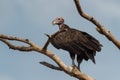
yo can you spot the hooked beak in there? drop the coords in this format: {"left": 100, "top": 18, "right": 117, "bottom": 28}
{"left": 52, "top": 20, "right": 57, "bottom": 25}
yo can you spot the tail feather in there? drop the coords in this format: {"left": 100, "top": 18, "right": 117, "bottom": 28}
{"left": 86, "top": 50, "right": 96, "bottom": 64}
{"left": 70, "top": 42, "right": 96, "bottom": 64}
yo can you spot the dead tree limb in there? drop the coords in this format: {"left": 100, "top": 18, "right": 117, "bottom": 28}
{"left": 0, "top": 34, "right": 94, "bottom": 80}
{"left": 40, "top": 61, "right": 63, "bottom": 71}
{"left": 74, "top": 0, "right": 120, "bottom": 49}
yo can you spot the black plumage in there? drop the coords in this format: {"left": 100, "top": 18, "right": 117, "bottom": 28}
{"left": 50, "top": 17, "right": 102, "bottom": 70}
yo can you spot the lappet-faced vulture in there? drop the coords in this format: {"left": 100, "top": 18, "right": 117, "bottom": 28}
{"left": 49, "top": 17, "right": 102, "bottom": 70}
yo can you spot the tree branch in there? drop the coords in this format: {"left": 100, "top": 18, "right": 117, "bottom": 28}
{"left": 0, "top": 34, "right": 36, "bottom": 51}
{"left": 0, "top": 34, "right": 94, "bottom": 80}
{"left": 40, "top": 61, "right": 63, "bottom": 71}
{"left": 0, "top": 38, "right": 34, "bottom": 51}
{"left": 42, "top": 34, "right": 51, "bottom": 50}
{"left": 74, "top": 0, "right": 120, "bottom": 49}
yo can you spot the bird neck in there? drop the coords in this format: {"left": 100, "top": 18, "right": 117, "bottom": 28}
{"left": 59, "top": 23, "right": 64, "bottom": 29}
{"left": 59, "top": 24, "right": 70, "bottom": 31}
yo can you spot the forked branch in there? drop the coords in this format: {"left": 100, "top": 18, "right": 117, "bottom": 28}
{"left": 74, "top": 0, "right": 120, "bottom": 49}
{"left": 0, "top": 34, "right": 94, "bottom": 80}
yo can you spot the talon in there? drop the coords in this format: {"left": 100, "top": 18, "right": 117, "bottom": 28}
{"left": 70, "top": 64, "right": 77, "bottom": 71}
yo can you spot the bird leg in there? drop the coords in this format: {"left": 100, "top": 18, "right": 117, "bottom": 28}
{"left": 77, "top": 54, "right": 83, "bottom": 71}
{"left": 72, "top": 59, "right": 76, "bottom": 67}
{"left": 70, "top": 53, "right": 77, "bottom": 69}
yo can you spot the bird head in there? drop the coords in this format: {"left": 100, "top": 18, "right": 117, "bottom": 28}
{"left": 52, "top": 17, "right": 64, "bottom": 25}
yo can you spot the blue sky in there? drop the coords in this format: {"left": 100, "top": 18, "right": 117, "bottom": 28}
{"left": 0, "top": 0, "right": 120, "bottom": 80}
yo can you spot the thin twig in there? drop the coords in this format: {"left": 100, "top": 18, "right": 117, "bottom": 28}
{"left": 40, "top": 61, "right": 63, "bottom": 71}
{"left": 42, "top": 34, "right": 51, "bottom": 50}
{"left": 0, "top": 34, "right": 35, "bottom": 46}
{"left": 0, "top": 38, "right": 34, "bottom": 51}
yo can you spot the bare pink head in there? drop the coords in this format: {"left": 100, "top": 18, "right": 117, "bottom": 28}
{"left": 52, "top": 17, "right": 64, "bottom": 25}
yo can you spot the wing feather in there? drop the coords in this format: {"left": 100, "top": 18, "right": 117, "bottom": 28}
{"left": 51, "top": 28, "right": 102, "bottom": 51}
{"left": 50, "top": 27, "right": 102, "bottom": 63}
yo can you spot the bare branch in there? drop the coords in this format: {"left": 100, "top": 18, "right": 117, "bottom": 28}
{"left": 0, "top": 34, "right": 36, "bottom": 51}
{"left": 0, "top": 38, "right": 34, "bottom": 51}
{"left": 74, "top": 0, "right": 120, "bottom": 49}
{"left": 36, "top": 48, "right": 94, "bottom": 80}
{"left": 42, "top": 34, "right": 51, "bottom": 50}
{"left": 40, "top": 61, "right": 63, "bottom": 71}
{"left": 39, "top": 61, "right": 94, "bottom": 80}
{"left": 0, "top": 34, "right": 35, "bottom": 46}
{"left": 0, "top": 34, "right": 94, "bottom": 80}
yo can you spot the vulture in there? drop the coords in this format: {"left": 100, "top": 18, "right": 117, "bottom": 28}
{"left": 49, "top": 17, "right": 102, "bottom": 70}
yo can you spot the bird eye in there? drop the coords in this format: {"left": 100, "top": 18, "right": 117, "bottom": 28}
{"left": 58, "top": 18, "right": 60, "bottom": 20}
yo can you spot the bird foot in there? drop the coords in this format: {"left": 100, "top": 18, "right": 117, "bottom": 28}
{"left": 71, "top": 64, "right": 77, "bottom": 69}
{"left": 70, "top": 64, "right": 81, "bottom": 72}
{"left": 70, "top": 64, "right": 79, "bottom": 72}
